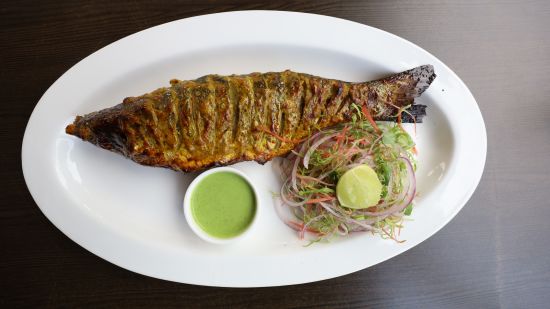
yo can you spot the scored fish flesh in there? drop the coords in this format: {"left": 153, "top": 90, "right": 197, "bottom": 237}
{"left": 66, "top": 65, "right": 435, "bottom": 171}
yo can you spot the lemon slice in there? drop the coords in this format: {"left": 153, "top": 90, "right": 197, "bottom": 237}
{"left": 336, "top": 165, "right": 382, "bottom": 209}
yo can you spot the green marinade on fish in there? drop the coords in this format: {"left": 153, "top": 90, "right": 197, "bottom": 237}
{"left": 66, "top": 65, "right": 435, "bottom": 172}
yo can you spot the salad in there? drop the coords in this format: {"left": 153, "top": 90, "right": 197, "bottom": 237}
{"left": 277, "top": 104, "right": 417, "bottom": 242}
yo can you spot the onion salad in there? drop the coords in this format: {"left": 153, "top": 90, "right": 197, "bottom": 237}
{"left": 276, "top": 105, "right": 418, "bottom": 243}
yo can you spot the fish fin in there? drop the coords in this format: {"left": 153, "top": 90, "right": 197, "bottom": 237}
{"left": 376, "top": 65, "right": 435, "bottom": 123}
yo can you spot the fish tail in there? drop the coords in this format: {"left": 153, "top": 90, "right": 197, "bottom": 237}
{"left": 395, "top": 64, "right": 436, "bottom": 98}
{"left": 363, "top": 65, "right": 436, "bottom": 123}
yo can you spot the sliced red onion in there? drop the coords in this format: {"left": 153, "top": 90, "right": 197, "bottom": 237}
{"left": 290, "top": 132, "right": 325, "bottom": 190}
{"left": 337, "top": 223, "right": 349, "bottom": 236}
{"left": 280, "top": 179, "right": 309, "bottom": 207}
{"left": 290, "top": 155, "right": 300, "bottom": 191}
{"left": 319, "top": 202, "right": 377, "bottom": 230}
{"left": 356, "top": 215, "right": 387, "bottom": 226}
{"left": 273, "top": 200, "right": 301, "bottom": 231}
{"left": 319, "top": 202, "right": 346, "bottom": 219}
{"left": 303, "top": 133, "right": 339, "bottom": 169}
{"left": 280, "top": 192, "right": 308, "bottom": 207}
{"left": 362, "top": 156, "right": 416, "bottom": 217}
{"left": 349, "top": 225, "right": 373, "bottom": 233}
{"left": 347, "top": 218, "right": 375, "bottom": 231}
{"left": 296, "top": 174, "right": 332, "bottom": 186}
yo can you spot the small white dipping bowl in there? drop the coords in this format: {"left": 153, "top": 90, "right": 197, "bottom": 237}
{"left": 183, "top": 167, "right": 259, "bottom": 244}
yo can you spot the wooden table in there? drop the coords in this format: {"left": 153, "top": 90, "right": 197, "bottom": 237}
{"left": 2, "top": 1, "right": 550, "bottom": 307}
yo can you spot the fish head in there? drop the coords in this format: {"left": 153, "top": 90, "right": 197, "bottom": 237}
{"left": 65, "top": 105, "right": 129, "bottom": 156}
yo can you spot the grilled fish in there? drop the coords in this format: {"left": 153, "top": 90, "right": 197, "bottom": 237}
{"left": 66, "top": 65, "right": 435, "bottom": 171}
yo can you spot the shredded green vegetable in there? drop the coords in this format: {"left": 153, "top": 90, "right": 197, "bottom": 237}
{"left": 277, "top": 107, "right": 418, "bottom": 243}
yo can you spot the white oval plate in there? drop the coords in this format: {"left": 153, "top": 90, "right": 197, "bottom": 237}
{"left": 22, "top": 11, "right": 486, "bottom": 287}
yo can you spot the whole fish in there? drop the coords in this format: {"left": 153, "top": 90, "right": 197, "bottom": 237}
{"left": 66, "top": 65, "right": 435, "bottom": 171}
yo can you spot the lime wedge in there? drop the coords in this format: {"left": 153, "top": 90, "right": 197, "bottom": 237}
{"left": 336, "top": 165, "right": 382, "bottom": 209}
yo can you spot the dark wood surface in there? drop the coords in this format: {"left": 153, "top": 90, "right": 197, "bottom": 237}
{"left": 2, "top": 0, "right": 550, "bottom": 307}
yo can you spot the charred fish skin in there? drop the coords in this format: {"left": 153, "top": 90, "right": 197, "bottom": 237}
{"left": 65, "top": 65, "right": 435, "bottom": 172}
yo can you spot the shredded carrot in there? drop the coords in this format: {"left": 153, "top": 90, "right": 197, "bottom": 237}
{"left": 257, "top": 126, "right": 293, "bottom": 143}
{"left": 288, "top": 221, "right": 302, "bottom": 229}
{"left": 288, "top": 221, "right": 321, "bottom": 235}
{"left": 403, "top": 108, "right": 418, "bottom": 136}
{"left": 332, "top": 125, "right": 349, "bottom": 151}
{"left": 341, "top": 126, "right": 350, "bottom": 142}
{"left": 361, "top": 104, "right": 381, "bottom": 133}
{"left": 384, "top": 101, "right": 417, "bottom": 137}
{"left": 412, "top": 113, "right": 417, "bottom": 136}
{"left": 397, "top": 112, "right": 405, "bottom": 132}
{"left": 304, "top": 196, "right": 335, "bottom": 204}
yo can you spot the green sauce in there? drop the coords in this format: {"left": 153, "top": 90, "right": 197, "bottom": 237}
{"left": 191, "top": 172, "right": 256, "bottom": 238}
